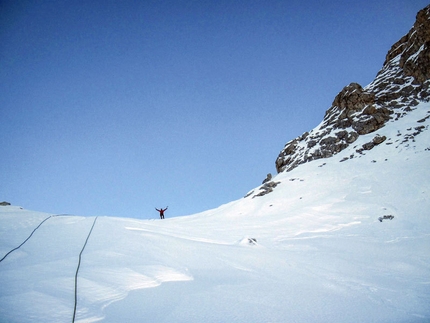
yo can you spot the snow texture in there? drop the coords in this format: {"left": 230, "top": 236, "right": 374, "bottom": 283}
{"left": 1, "top": 101, "right": 430, "bottom": 322}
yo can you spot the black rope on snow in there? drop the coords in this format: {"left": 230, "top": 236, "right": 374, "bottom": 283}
{"left": 0, "top": 214, "right": 76, "bottom": 263}
{"left": 72, "top": 216, "right": 98, "bottom": 323}
{"left": 0, "top": 215, "right": 53, "bottom": 263}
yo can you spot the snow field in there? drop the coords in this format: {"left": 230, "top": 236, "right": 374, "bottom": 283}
{"left": 0, "top": 102, "right": 429, "bottom": 322}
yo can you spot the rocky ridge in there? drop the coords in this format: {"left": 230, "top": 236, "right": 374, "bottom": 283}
{"left": 275, "top": 5, "right": 430, "bottom": 174}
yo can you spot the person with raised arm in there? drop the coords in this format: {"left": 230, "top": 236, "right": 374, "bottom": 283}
{"left": 155, "top": 206, "right": 168, "bottom": 219}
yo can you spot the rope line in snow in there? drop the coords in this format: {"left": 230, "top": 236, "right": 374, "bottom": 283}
{"left": 0, "top": 214, "right": 75, "bottom": 263}
{"left": 72, "top": 216, "right": 98, "bottom": 323}
{"left": 0, "top": 215, "right": 53, "bottom": 263}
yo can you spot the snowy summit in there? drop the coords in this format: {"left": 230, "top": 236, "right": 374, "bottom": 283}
{"left": 1, "top": 5, "right": 430, "bottom": 323}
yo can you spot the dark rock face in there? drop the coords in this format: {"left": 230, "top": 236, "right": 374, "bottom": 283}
{"left": 253, "top": 180, "right": 281, "bottom": 198}
{"left": 389, "top": 6, "right": 430, "bottom": 86}
{"left": 276, "top": 5, "right": 430, "bottom": 173}
{"left": 262, "top": 173, "right": 272, "bottom": 184}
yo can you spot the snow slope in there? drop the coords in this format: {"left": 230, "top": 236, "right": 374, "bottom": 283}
{"left": 1, "top": 102, "right": 430, "bottom": 322}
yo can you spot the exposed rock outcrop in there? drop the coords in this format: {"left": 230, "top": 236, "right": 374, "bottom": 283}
{"left": 262, "top": 173, "right": 272, "bottom": 184}
{"left": 252, "top": 180, "right": 281, "bottom": 198}
{"left": 276, "top": 5, "right": 430, "bottom": 173}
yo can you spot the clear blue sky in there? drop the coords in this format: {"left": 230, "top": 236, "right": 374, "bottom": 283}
{"left": 1, "top": 0, "right": 427, "bottom": 219}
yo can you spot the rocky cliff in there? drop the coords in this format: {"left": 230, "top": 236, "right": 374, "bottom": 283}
{"left": 275, "top": 5, "right": 430, "bottom": 173}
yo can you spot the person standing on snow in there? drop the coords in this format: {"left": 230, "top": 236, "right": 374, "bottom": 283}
{"left": 155, "top": 206, "right": 168, "bottom": 219}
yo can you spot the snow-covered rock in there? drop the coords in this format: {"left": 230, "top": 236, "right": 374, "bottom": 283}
{"left": 276, "top": 4, "right": 430, "bottom": 173}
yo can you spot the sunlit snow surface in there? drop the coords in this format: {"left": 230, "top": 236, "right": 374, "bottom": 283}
{"left": 1, "top": 103, "right": 430, "bottom": 322}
